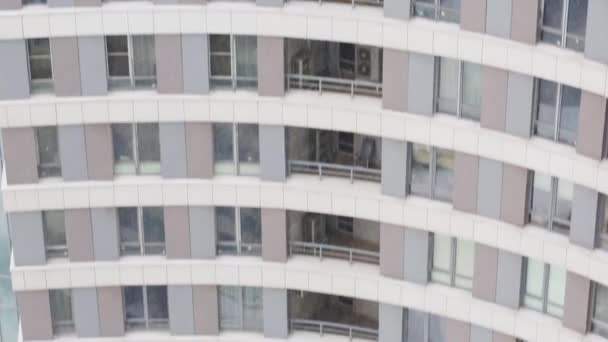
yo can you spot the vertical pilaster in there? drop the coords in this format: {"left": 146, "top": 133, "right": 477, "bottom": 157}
{"left": 381, "top": 138, "right": 408, "bottom": 198}
{"left": 2, "top": 127, "right": 39, "bottom": 184}
{"left": 477, "top": 158, "right": 503, "bottom": 219}
{"left": 59, "top": 125, "right": 89, "bottom": 181}
{"left": 85, "top": 124, "right": 114, "bottom": 180}
{"left": 472, "top": 244, "right": 498, "bottom": 302}
{"left": 160, "top": 122, "right": 188, "bottom": 178}
{"left": 584, "top": 0, "right": 608, "bottom": 64}
{"left": 65, "top": 209, "right": 95, "bottom": 262}
{"left": 193, "top": 285, "right": 219, "bottom": 335}
{"left": 72, "top": 288, "right": 100, "bottom": 337}
{"left": 510, "top": 0, "right": 541, "bottom": 45}
{"left": 97, "top": 287, "right": 125, "bottom": 337}
{"left": 261, "top": 209, "right": 288, "bottom": 262}
{"left": 562, "top": 272, "right": 591, "bottom": 334}
{"left": 461, "top": 0, "right": 487, "bottom": 33}
{"left": 380, "top": 223, "right": 405, "bottom": 279}
{"left": 495, "top": 250, "right": 523, "bottom": 309}
{"left": 480, "top": 67, "right": 508, "bottom": 131}
{"left": 408, "top": 53, "right": 435, "bottom": 116}
{"left": 453, "top": 152, "right": 479, "bottom": 213}
{"left": 403, "top": 228, "right": 430, "bottom": 285}
{"left": 505, "top": 72, "right": 535, "bottom": 138}
{"left": 164, "top": 207, "right": 192, "bottom": 259}
{"left": 486, "top": 0, "right": 512, "bottom": 38}
{"left": 9, "top": 212, "right": 46, "bottom": 266}
{"left": 186, "top": 123, "right": 214, "bottom": 178}
{"left": 382, "top": 49, "right": 409, "bottom": 112}
{"left": 259, "top": 125, "right": 287, "bottom": 181}
{"left": 155, "top": 35, "right": 184, "bottom": 94}
{"left": 78, "top": 36, "right": 108, "bottom": 95}
{"left": 570, "top": 185, "right": 601, "bottom": 249}
{"left": 50, "top": 37, "right": 81, "bottom": 96}
{"left": 576, "top": 91, "right": 607, "bottom": 160}
{"left": 91, "top": 208, "right": 120, "bottom": 261}
{"left": 189, "top": 206, "right": 216, "bottom": 259}
{"left": 263, "top": 288, "right": 288, "bottom": 338}
{"left": 182, "top": 34, "right": 210, "bottom": 94}
{"left": 384, "top": 0, "right": 411, "bottom": 19}
{"left": 379, "top": 304, "right": 404, "bottom": 342}
{"left": 257, "top": 37, "right": 285, "bottom": 96}
{"left": 168, "top": 285, "right": 195, "bottom": 334}
{"left": 0, "top": 40, "right": 29, "bottom": 99}
{"left": 17, "top": 291, "right": 53, "bottom": 341}
{"left": 500, "top": 164, "right": 529, "bottom": 226}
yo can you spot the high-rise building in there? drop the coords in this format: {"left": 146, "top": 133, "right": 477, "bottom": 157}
{"left": 0, "top": 0, "right": 607, "bottom": 341}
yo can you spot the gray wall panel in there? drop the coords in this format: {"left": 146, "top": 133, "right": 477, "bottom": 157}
{"left": 182, "top": 34, "right": 210, "bottom": 94}
{"left": 17, "top": 290, "right": 53, "bottom": 341}
{"left": 97, "top": 287, "right": 124, "bottom": 337}
{"left": 380, "top": 223, "right": 404, "bottom": 279}
{"left": 257, "top": 37, "right": 285, "bottom": 96}
{"left": 74, "top": 0, "right": 102, "bottom": 5}
{"left": 9, "top": 212, "right": 46, "bottom": 266}
{"left": 189, "top": 206, "right": 216, "bottom": 259}
{"left": 429, "top": 314, "right": 446, "bottom": 342}
{"left": 384, "top": 0, "right": 411, "bottom": 19}
{"left": 576, "top": 91, "right": 607, "bottom": 160}
{"left": 156, "top": 34, "right": 183, "bottom": 94}
{"left": 193, "top": 285, "right": 219, "bottom": 334}
{"left": 164, "top": 206, "right": 191, "bottom": 259}
{"left": 260, "top": 125, "right": 287, "bottom": 181}
{"left": 461, "top": 0, "right": 487, "bottom": 33}
{"left": 72, "top": 288, "right": 100, "bottom": 337}
{"left": 495, "top": 250, "right": 523, "bottom": 309}
{"left": 472, "top": 244, "right": 498, "bottom": 302}
{"left": 486, "top": 0, "right": 512, "bottom": 38}
{"left": 262, "top": 208, "right": 287, "bottom": 262}
{"left": 481, "top": 67, "right": 508, "bottom": 131}
{"left": 382, "top": 49, "right": 409, "bottom": 112}
{"left": 78, "top": 36, "right": 108, "bottom": 95}
{"left": 381, "top": 138, "right": 407, "bottom": 198}
{"left": 446, "top": 319, "right": 470, "bottom": 342}
{"left": 453, "top": 152, "right": 479, "bottom": 213}
{"left": 0, "top": 0, "right": 21, "bottom": 9}
{"left": 91, "top": 208, "right": 120, "bottom": 261}
{"left": 2, "top": 127, "right": 39, "bottom": 184}
{"left": 257, "top": 0, "right": 283, "bottom": 6}
{"left": 186, "top": 123, "right": 214, "bottom": 178}
{"left": 379, "top": 303, "right": 403, "bottom": 342}
{"left": 160, "top": 122, "right": 188, "bottom": 178}
{"left": 59, "top": 125, "right": 88, "bottom": 181}
{"left": 408, "top": 53, "right": 435, "bottom": 116}
{"left": 500, "top": 164, "right": 529, "bottom": 226}
{"left": 0, "top": 40, "right": 29, "bottom": 99}
{"left": 585, "top": 0, "right": 608, "bottom": 64}
{"left": 65, "top": 209, "right": 95, "bottom": 262}
{"left": 477, "top": 158, "right": 503, "bottom": 219}
{"left": 85, "top": 124, "right": 114, "bottom": 180}
{"left": 570, "top": 185, "right": 600, "bottom": 249}
{"left": 48, "top": 0, "right": 75, "bottom": 6}
{"left": 263, "top": 288, "right": 288, "bottom": 338}
{"left": 168, "top": 285, "right": 195, "bottom": 334}
{"left": 407, "top": 309, "right": 428, "bottom": 342}
{"left": 470, "top": 325, "right": 493, "bottom": 342}
{"left": 50, "top": 37, "right": 81, "bottom": 96}
{"left": 510, "top": 0, "right": 540, "bottom": 44}
{"left": 403, "top": 228, "right": 430, "bottom": 284}
{"left": 563, "top": 272, "right": 591, "bottom": 334}
{"left": 494, "top": 332, "right": 517, "bottom": 342}
{"left": 506, "top": 72, "right": 534, "bottom": 138}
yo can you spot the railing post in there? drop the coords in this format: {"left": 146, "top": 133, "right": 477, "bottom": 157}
{"left": 318, "top": 164, "right": 322, "bottom": 180}
{"left": 351, "top": 83, "right": 355, "bottom": 97}
{"left": 350, "top": 169, "right": 354, "bottom": 183}
{"left": 349, "top": 327, "right": 353, "bottom": 340}
{"left": 319, "top": 79, "right": 323, "bottom": 95}
{"left": 320, "top": 323, "right": 324, "bottom": 336}
{"left": 319, "top": 245, "right": 323, "bottom": 260}
{"left": 349, "top": 250, "right": 353, "bottom": 264}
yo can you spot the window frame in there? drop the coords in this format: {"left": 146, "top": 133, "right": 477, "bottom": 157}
{"left": 412, "top": 0, "right": 460, "bottom": 23}
{"left": 522, "top": 259, "right": 566, "bottom": 318}
{"left": 429, "top": 234, "right": 474, "bottom": 290}
{"left": 408, "top": 143, "right": 454, "bottom": 202}
{"left": 118, "top": 207, "right": 165, "bottom": 256}
{"left": 434, "top": 58, "right": 481, "bottom": 121}
{"left": 105, "top": 35, "right": 157, "bottom": 90}
{"left": 591, "top": 282, "right": 608, "bottom": 338}
{"left": 218, "top": 286, "right": 263, "bottom": 332}
{"left": 112, "top": 123, "right": 161, "bottom": 175}
{"left": 216, "top": 207, "right": 262, "bottom": 256}
{"left": 35, "top": 126, "right": 61, "bottom": 178}
{"left": 123, "top": 285, "right": 169, "bottom": 331}
{"left": 49, "top": 289, "right": 74, "bottom": 336}
{"left": 528, "top": 172, "right": 573, "bottom": 235}
{"left": 533, "top": 80, "right": 580, "bottom": 146}
{"left": 42, "top": 210, "right": 68, "bottom": 259}
{"left": 26, "top": 38, "right": 53, "bottom": 93}
{"left": 209, "top": 34, "right": 258, "bottom": 90}
{"left": 540, "top": 0, "right": 588, "bottom": 51}
{"left": 600, "top": 195, "right": 608, "bottom": 249}
{"left": 213, "top": 123, "right": 260, "bottom": 176}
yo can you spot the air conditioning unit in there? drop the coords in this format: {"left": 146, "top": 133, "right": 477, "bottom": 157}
{"left": 355, "top": 46, "right": 380, "bottom": 82}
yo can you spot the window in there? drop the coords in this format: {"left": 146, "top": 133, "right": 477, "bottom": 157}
{"left": 112, "top": 123, "right": 160, "bottom": 175}
{"left": 124, "top": 286, "right": 168, "bottom": 330}
{"left": 209, "top": 35, "right": 258, "bottom": 89}
{"left": 118, "top": 207, "right": 165, "bottom": 256}
{"left": 529, "top": 172, "right": 573, "bottom": 235}
{"left": 436, "top": 58, "right": 481, "bottom": 121}
{"left": 592, "top": 283, "right": 608, "bottom": 338}
{"left": 42, "top": 210, "right": 67, "bottom": 259}
{"left": 431, "top": 234, "right": 474, "bottom": 290}
{"left": 106, "top": 35, "right": 156, "bottom": 89}
{"left": 412, "top": 0, "right": 460, "bottom": 23}
{"left": 27, "top": 38, "right": 53, "bottom": 93}
{"left": 49, "top": 289, "right": 74, "bottom": 336}
{"left": 409, "top": 144, "right": 454, "bottom": 202}
{"left": 23, "top": 0, "right": 47, "bottom": 4}
{"left": 600, "top": 197, "right": 608, "bottom": 249}
{"left": 535, "top": 80, "right": 580, "bottom": 146}
{"left": 540, "top": 0, "right": 588, "bottom": 52}
{"left": 522, "top": 259, "right": 566, "bottom": 318}
{"left": 219, "top": 286, "right": 263, "bottom": 332}
{"left": 36, "top": 126, "right": 61, "bottom": 178}
{"left": 216, "top": 207, "right": 262, "bottom": 256}
{"left": 213, "top": 123, "right": 260, "bottom": 176}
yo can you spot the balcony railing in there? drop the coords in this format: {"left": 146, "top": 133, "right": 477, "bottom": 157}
{"left": 286, "top": 74, "right": 382, "bottom": 97}
{"left": 290, "top": 319, "right": 378, "bottom": 340}
{"left": 288, "top": 160, "right": 381, "bottom": 183}
{"left": 289, "top": 241, "right": 379, "bottom": 264}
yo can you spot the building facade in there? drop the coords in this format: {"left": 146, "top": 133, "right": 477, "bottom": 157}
{"left": 1, "top": 0, "right": 608, "bottom": 341}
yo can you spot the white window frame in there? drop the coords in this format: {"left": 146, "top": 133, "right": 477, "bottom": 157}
{"left": 540, "top": 0, "right": 587, "bottom": 51}
{"left": 35, "top": 126, "right": 61, "bottom": 178}
{"left": 528, "top": 172, "right": 572, "bottom": 235}
{"left": 412, "top": 0, "right": 460, "bottom": 22}
{"left": 216, "top": 207, "right": 262, "bottom": 256}
{"left": 123, "top": 286, "right": 169, "bottom": 330}
{"left": 213, "top": 123, "right": 260, "bottom": 176}
{"left": 434, "top": 58, "right": 481, "bottom": 121}
{"left": 430, "top": 234, "right": 474, "bottom": 290}
{"left": 112, "top": 123, "right": 160, "bottom": 175}
{"left": 118, "top": 207, "right": 165, "bottom": 256}
{"left": 408, "top": 144, "right": 454, "bottom": 202}
{"left": 26, "top": 38, "right": 53, "bottom": 93}
{"left": 534, "top": 80, "right": 579, "bottom": 146}
{"left": 522, "top": 259, "right": 566, "bottom": 318}
{"left": 105, "top": 35, "right": 156, "bottom": 90}
{"left": 49, "top": 289, "right": 74, "bottom": 336}
{"left": 209, "top": 35, "right": 257, "bottom": 90}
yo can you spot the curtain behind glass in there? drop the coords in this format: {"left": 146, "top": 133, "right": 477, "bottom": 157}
{"left": 235, "top": 36, "right": 257, "bottom": 89}
{"left": 566, "top": 0, "right": 588, "bottom": 51}
{"left": 536, "top": 80, "right": 558, "bottom": 141}
{"left": 530, "top": 173, "right": 553, "bottom": 229}
{"left": 214, "top": 124, "right": 235, "bottom": 175}
{"left": 237, "top": 124, "right": 260, "bottom": 176}
{"left": 142, "top": 207, "right": 165, "bottom": 255}
{"left": 137, "top": 123, "right": 161, "bottom": 174}
{"left": 112, "top": 124, "right": 136, "bottom": 175}
{"left": 242, "top": 287, "right": 263, "bottom": 332}
{"left": 132, "top": 35, "right": 156, "bottom": 88}
{"left": 437, "top": 58, "right": 459, "bottom": 115}
{"left": 410, "top": 144, "right": 431, "bottom": 197}
{"left": 461, "top": 62, "right": 481, "bottom": 120}
{"left": 220, "top": 286, "right": 242, "bottom": 330}
{"left": 558, "top": 85, "right": 580, "bottom": 145}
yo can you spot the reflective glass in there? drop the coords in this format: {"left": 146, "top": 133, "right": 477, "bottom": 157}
{"left": 565, "top": 0, "right": 588, "bottom": 51}
{"left": 437, "top": 58, "right": 459, "bottom": 115}
{"left": 558, "top": 85, "right": 580, "bottom": 145}
{"left": 216, "top": 207, "right": 237, "bottom": 255}
{"left": 237, "top": 124, "right": 260, "bottom": 176}
{"left": 43, "top": 211, "right": 67, "bottom": 258}
{"left": 119, "top": 207, "right": 140, "bottom": 255}
{"left": 536, "top": 80, "right": 558, "bottom": 141}
{"left": 546, "top": 265, "right": 566, "bottom": 317}
{"left": 524, "top": 259, "right": 545, "bottom": 311}
{"left": 142, "top": 207, "right": 165, "bottom": 255}
{"left": 240, "top": 208, "right": 262, "bottom": 255}
{"left": 49, "top": 289, "right": 73, "bottom": 335}
{"left": 124, "top": 286, "right": 145, "bottom": 329}
{"left": 553, "top": 179, "right": 573, "bottom": 234}
{"left": 146, "top": 286, "right": 169, "bottom": 327}
{"left": 137, "top": 123, "right": 161, "bottom": 174}
{"left": 132, "top": 36, "right": 156, "bottom": 88}
{"left": 433, "top": 148, "right": 454, "bottom": 202}
{"left": 454, "top": 239, "right": 474, "bottom": 289}
{"left": 214, "top": 124, "right": 235, "bottom": 174}
{"left": 242, "top": 287, "right": 263, "bottom": 331}
{"left": 37, "top": 127, "right": 61, "bottom": 178}
{"left": 410, "top": 144, "right": 431, "bottom": 197}
{"left": 219, "top": 286, "right": 241, "bottom": 330}
{"left": 530, "top": 173, "right": 553, "bottom": 228}
{"left": 431, "top": 234, "right": 452, "bottom": 285}
{"left": 461, "top": 62, "right": 481, "bottom": 120}
{"left": 112, "top": 124, "right": 135, "bottom": 175}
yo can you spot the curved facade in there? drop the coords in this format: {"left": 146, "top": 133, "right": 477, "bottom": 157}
{"left": 1, "top": 1, "right": 608, "bottom": 342}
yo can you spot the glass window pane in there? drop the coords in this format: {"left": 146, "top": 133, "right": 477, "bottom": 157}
{"left": 137, "top": 123, "right": 161, "bottom": 174}
{"left": 242, "top": 287, "right": 263, "bottom": 332}
{"left": 119, "top": 207, "right": 140, "bottom": 256}
{"left": 146, "top": 286, "right": 169, "bottom": 324}
{"left": 240, "top": 208, "right": 262, "bottom": 256}
{"left": 431, "top": 234, "right": 452, "bottom": 285}
{"left": 437, "top": 58, "right": 459, "bottom": 115}
{"left": 37, "top": 127, "right": 61, "bottom": 178}
{"left": 413, "top": 0, "right": 436, "bottom": 19}
{"left": 219, "top": 286, "right": 242, "bottom": 330}
{"left": 461, "top": 62, "right": 481, "bottom": 120}
{"left": 112, "top": 124, "right": 135, "bottom": 175}
{"left": 108, "top": 55, "right": 130, "bottom": 77}
{"left": 593, "top": 284, "right": 608, "bottom": 336}
{"left": 433, "top": 148, "right": 454, "bottom": 202}
{"left": 235, "top": 36, "right": 257, "bottom": 88}
{"left": 552, "top": 179, "right": 573, "bottom": 234}
{"left": 546, "top": 265, "right": 566, "bottom": 317}
{"left": 124, "top": 286, "right": 145, "bottom": 329}
{"left": 530, "top": 173, "right": 553, "bottom": 228}
{"left": 29, "top": 58, "right": 52, "bottom": 80}
{"left": 237, "top": 124, "right": 260, "bottom": 176}
{"left": 454, "top": 239, "right": 474, "bottom": 289}
{"left": 106, "top": 36, "right": 128, "bottom": 54}
{"left": 210, "top": 35, "right": 231, "bottom": 53}
{"left": 565, "top": 0, "right": 588, "bottom": 51}
{"left": 216, "top": 207, "right": 237, "bottom": 255}
{"left": 536, "top": 80, "right": 558, "bottom": 141}
{"left": 142, "top": 207, "right": 165, "bottom": 255}
{"left": 28, "top": 38, "right": 50, "bottom": 56}
{"left": 106, "top": 36, "right": 129, "bottom": 80}
{"left": 43, "top": 210, "right": 67, "bottom": 258}
{"left": 214, "top": 124, "right": 235, "bottom": 175}
{"left": 49, "top": 289, "right": 73, "bottom": 335}
{"left": 132, "top": 36, "right": 156, "bottom": 88}
{"left": 541, "top": 0, "right": 564, "bottom": 45}
{"left": 210, "top": 55, "right": 232, "bottom": 77}
{"left": 411, "top": 144, "right": 431, "bottom": 197}
{"left": 524, "top": 259, "right": 545, "bottom": 311}
{"left": 439, "top": 0, "right": 460, "bottom": 22}
{"left": 558, "top": 85, "right": 580, "bottom": 145}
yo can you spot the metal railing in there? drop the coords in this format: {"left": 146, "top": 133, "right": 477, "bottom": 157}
{"left": 288, "top": 160, "right": 381, "bottom": 183}
{"left": 289, "top": 241, "right": 379, "bottom": 264}
{"left": 286, "top": 74, "right": 382, "bottom": 98}
{"left": 290, "top": 319, "right": 378, "bottom": 340}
